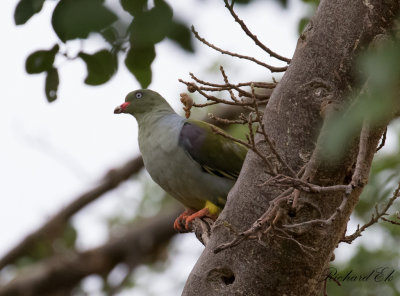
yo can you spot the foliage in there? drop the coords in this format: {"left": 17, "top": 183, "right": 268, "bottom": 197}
{"left": 14, "top": 0, "right": 293, "bottom": 102}
{"left": 14, "top": 0, "right": 195, "bottom": 101}
{"left": 15, "top": 223, "right": 77, "bottom": 268}
{"left": 326, "top": 37, "right": 400, "bottom": 293}
{"left": 327, "top": 126, "right": 400, "bottom": 295}
{"left": 298, "top": 0, "right": 319, "bottom": 34}
{"left": 319, "top": 30, "right": 400, "bottom": 295}
{"left": 323, "top": 37, "right": 400, "bottom": 157}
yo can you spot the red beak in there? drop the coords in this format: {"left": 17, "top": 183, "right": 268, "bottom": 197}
{"left": 114, "top": 102, "right": 130, "bottom": 114}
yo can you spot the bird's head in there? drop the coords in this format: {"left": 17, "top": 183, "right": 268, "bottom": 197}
{"left": 114, "top": 89, "right": 173, "bottom": 117}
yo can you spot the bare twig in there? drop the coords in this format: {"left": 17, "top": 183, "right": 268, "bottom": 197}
{"left": 179, "top": 79, "right": 268, "bottom": 109}
{"left": 381, "top": 216, "right": 400, "bottom": 225}
{"left": 250, "top": 85, "right": 296, "bottom": 177}
{"left": 189, "top": 72, "right": 276, "bottom": 98}
{"left": 352, "top": 121, "right": 371, "bottom": 186}
{"left": 214, "top": 189, "right": 293, "bottom": 253}
{"left": 273, "top": 227, "right": 317, "bottom": 255}
{"left": 208, "top": 112, "right": 250, "bottom": 125}
{"left": 210, "top": 126, "right": 276, "bottom": 175}
{"left": 285, "top": 121, "right": 373, "bottom": 230}
{"left": 215, "top": 117, "right": 378, "bottom": 253}
{"left": 282, "top": 191, "right": 351, "bottom": 230}
{"left": 191, "top": 26, "right": 288, "bottom": 73}
{"left": 223, "top": 0, "right": 291, "bottom": 63}
{"left": 376, "top": 127, "right": 387, "bottom": 152}
{"left": 342, "top": 182, "right": 400, "bottom": 243}
{"left": 219, "top": 66, "right": 243, "bottom": 106}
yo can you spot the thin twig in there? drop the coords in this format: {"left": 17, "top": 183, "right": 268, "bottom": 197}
{"left": 214, "top": 189, "right": 293, "bottom": 253}
{"left": 376, "top": 127, "right": 387, "bottom": 152}
{"left": 263, "top": 174, "right": 352, "bottom": 194}
{"left": 223, "top": 0, "right": 291, "bottom": 63}
{"left": 190, "top": 72, "right": 276, "bottom": 90}
{"left": 342, "top": 181, "right": 400, "bottom": 243}
{"left": 179, "top": 79, "right": 269, "bottom": 109}
{"left": 381, "top": 216, "right": 400, "bottom": 225}
{"left": 215, "top": 119, "right": 377, "bottom": 253}
{"left": 250, "top": 84, "right": 296, "bottom": 177}
{"left": 208, "top": 112, "right": 252, "bottom": 125}
{"left": 210, "top": 126, "right": 276, "bottom": 175}
{"left": 183, "top": 72, "right": 274, "bottom": 101}
{"left": 191, "top": 26, "right": 288, "bottom": 73}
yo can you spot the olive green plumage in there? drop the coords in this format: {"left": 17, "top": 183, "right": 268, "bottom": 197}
{"left": 114, "top": 89, "right": 247, "bottom": 229}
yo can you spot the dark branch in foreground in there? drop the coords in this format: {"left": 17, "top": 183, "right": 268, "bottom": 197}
{"left": 0, "top": 208, "right": 180, "bottom": 296}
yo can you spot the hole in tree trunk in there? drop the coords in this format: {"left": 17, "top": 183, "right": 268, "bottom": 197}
{"left": 207, "top": 267, "right": 235, "bottom": 287}
{"left": 222, "top": 274, "right": 235, "bottom": 285}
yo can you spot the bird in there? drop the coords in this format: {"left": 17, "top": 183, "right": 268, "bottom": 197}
{"left": 114, "top": 89, "right": 247, "bottom": 232}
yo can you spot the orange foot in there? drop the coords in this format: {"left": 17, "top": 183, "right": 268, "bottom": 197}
{"left": 185, "top": 208, "right": 217, "bottom": 229}
{"left": 173, "top": 209, "right": 196, "bottom": 233}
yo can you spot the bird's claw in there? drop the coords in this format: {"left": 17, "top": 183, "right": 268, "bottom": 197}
{"left": 173, "top": 208, "right": 216, "bottom": 233}
{"left": 173, "top": 209, "right": 195, "bottom": 233}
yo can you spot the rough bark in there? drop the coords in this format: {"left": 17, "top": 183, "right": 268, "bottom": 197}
{"left": 183, "top": 1, "right": 399, "bottom": 295}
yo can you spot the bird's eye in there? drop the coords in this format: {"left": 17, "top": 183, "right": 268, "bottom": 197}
{"left": 135, "top": 92, "right": 143, "bottom": 99}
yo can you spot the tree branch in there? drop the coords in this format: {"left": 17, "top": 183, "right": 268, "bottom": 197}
{"left": 191, "top": 26, "right": 288, "bottom": 73}
{"left": 0, "top": 156, "right": 144, "bottom": 270}
{"left": 182, "top": 1, "right": 400, "bottom": 295}
{"left": 0, "top": 104, "right": 246, "bottom": 272}
{"left": 0, "top": 208, "right": 180, "bottom": 296}
{"left": 223, "top": 0, "right": 291, "bottom": 63}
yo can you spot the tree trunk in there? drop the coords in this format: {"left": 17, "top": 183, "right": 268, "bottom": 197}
{"left": 183, "top": 0, "right": 399, "bottom": 295}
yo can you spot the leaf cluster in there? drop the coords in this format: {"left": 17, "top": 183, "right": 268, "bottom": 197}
{"left": 15, "top": 0, "right": 195, "bottom": 102}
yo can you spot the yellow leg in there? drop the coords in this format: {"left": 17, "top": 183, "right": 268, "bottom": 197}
{"left": 204, "top": 200, "right": 221, "bottom": 216}
{"left": 184, "top": 200, "right": 221, "bottom": 229}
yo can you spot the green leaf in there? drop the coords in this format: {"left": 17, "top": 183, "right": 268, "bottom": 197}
{"left": 45, "top": 67, "right": 59, "bottom": 102}
{"left": 301, "top": 0, "right": 320, "bottom": 3}
{"left": 276, "top": 0, "right": 288, "bottom": 7}
{"left": 125, "top": 45, "right": 155, "bottom": 88}
{"left": 234, "top": 0, "right": 252, "bottom": 4}
{"left": 322, "top": 41, "right": 400, "bottom": 159}
{"left": 130, "top": 0, "right": 173, "bottom": 46}
{"left": 14, "top": 0, "right": 45, "bottom": 25}
{"left": 25, "top": 44, "right": 59, "bottom": 74}
{"left": 51, "top": 0, "right": 117, "bottom": 42}
{"left": 167, "top": 21, "right": 194, "bottom": 52}
{"left": 61, "top": 223, "right": 78, "bottom": 249}
{"left": 78, "top": 49, "right": 117, "bottom": 85}
{"left": 100, "top": 26, "right": 119, "bottom": 45}
{"left": 298, "top": 17, "right": 310, "bottom": 35}
{"left": 120, "top": 0, "right": 147, "bottom": 16}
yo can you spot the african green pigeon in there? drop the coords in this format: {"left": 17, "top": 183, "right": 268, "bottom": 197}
{"left": 114, "top": 89, "right": 247, "bottom": 232}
